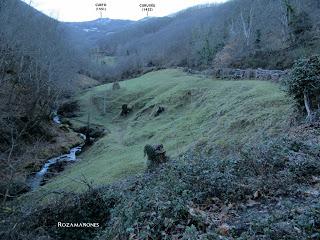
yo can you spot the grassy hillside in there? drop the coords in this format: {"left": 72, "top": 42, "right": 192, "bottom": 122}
{"left": 39, "top": 69, "right": 294, "bottom": 193}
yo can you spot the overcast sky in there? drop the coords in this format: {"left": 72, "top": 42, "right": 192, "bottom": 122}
{"left": 22, "top": 0, "right": 228, "bottom": 22}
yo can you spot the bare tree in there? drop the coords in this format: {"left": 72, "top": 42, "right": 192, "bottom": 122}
{"left": 240, "top": 5, "right": 254, "bottom": 47}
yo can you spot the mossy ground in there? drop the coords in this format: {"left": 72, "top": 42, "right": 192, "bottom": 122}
{"left": 32, "top": 69, "right": 295, "bottom": 193}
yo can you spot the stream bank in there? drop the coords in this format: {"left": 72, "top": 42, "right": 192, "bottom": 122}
{"left": 0, "top": 118, "right": 85, "bottom": 201}
{"left": 26, "top": 114, "right": 85, "bottom": 190}
{"left": 26, "top": 113, "right": 106, "bottom": 191}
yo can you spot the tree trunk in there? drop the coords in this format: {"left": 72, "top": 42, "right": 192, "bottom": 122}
{"left": 240, "top": 6, "right": 254, "bottom": 47}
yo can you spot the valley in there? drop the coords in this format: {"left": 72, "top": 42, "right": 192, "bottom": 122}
{"left": 1, "top": 0, "right": 320, "bottom": 239}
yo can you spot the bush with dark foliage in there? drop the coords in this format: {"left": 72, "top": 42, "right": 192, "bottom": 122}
{"left": 285, "top": 55, "right": 320, "bottom": 121}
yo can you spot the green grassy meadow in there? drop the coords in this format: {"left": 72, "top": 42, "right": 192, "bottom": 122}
{"left": 36, "top": 69, "right": 295, "bottom": 193}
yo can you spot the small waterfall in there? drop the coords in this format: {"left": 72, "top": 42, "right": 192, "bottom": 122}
{"left": 29, "top": 146, "right": 82, "bottom": 190}
{"left": 53, "top": 115, "right": 61, "bottom": 124}
{"left": 52, "top": 111, "right": 61, "bottom": 124}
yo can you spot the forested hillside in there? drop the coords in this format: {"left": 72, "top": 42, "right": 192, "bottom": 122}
{"left": 0, "top": 0, "right": 88, "bottom": 201}
{"left": 95, "top": 0, "right": 320, "bottom": 80}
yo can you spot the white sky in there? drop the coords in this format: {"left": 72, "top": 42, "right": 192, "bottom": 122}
{"left": 22, "top": 0, "right": 228, "bottom": 22}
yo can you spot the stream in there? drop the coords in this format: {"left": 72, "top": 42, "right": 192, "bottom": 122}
{"left": 28, "top": 114, "right": 85, "bottom": 191}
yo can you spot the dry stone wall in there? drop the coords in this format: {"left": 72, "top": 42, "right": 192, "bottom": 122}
{"left": 185, "top": 68, "right": 290, "bottom": 83}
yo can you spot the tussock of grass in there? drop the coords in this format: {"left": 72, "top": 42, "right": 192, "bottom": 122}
{"left": 37, "top": 69, "right": 294, "bottom": 192}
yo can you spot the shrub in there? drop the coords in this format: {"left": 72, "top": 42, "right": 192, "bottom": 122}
{"left": 285, "top": 55, "right": 320, "bottom": 121}
{"left": 5, "top": 189, "right": 118, "bottom": 240}
{"left": 57, "top": 101, "right": 80, "bottom": 118}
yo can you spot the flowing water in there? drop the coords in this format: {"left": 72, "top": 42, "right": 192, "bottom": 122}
{"left": 29, "top": 146, "right": 82, "bottom": 190}
{"left": 53, "top": 115, "right": 61, "bottom": 124}
{"left": 28, "top": 114, "right": 84, "bottom": 190}
{"left": 52, "top": 110, "right": 61, "bottom": 124}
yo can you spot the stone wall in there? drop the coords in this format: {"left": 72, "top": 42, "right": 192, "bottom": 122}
{"left": 185, "top": 68, "right": 290, "bottom": 83}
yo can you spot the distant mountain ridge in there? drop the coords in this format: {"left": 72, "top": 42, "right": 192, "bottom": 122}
{"left": 64, "top": 18, "right": 135, "bottom": 44}
{"left": 65, "top": 18, "right": 134, "bottom": 33}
